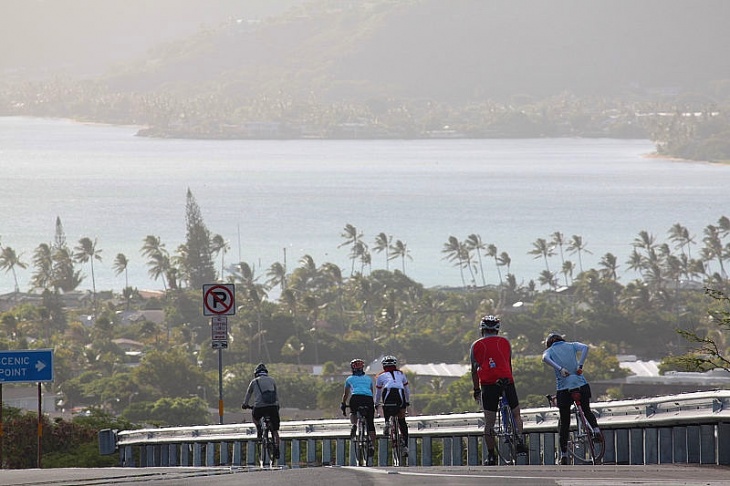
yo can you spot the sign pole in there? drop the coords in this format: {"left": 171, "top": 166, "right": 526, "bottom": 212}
{"left": 203, "top": 284, "right": 234, "bottom": 426}
{"left": 218, "top": 348, "right": 224, "bottom": 425}
{"left": 1, "top": 383, "right": 3, "bottom": 467}
{"left": 37, "top": 382, "right": 42, "bottom": 468}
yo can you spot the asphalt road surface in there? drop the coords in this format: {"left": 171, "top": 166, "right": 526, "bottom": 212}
{"left": 0, "top": 465, "right": 728, "bottom": 486}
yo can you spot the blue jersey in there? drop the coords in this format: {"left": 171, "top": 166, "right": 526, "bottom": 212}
{"left": 542, "top": 340, "right": 589, "bottom": 391}
{"left": 345, "top": 373, "right": 374, "bottom": 397}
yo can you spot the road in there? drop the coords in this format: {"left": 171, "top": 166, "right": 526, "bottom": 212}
{"left": 0, "top": 465, "right": 728, "bottom": 486}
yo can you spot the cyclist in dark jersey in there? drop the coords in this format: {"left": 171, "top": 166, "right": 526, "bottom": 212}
{"left": 242, "top": 363, "right": 281, "bottom": 459}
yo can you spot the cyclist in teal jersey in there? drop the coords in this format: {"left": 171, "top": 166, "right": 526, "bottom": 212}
{"left": 341, "top": 358, "right": 376, "bottom": 457}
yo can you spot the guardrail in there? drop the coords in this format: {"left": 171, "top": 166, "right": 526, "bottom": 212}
{"left": 102, "top": 389, "right": 730, "bottom": 467}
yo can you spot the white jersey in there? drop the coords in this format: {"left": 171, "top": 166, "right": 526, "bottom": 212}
{"left": 375, "top": 369, "right": 409, "bottom": 404}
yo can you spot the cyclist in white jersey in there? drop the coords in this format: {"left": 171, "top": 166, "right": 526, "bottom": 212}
{"left": 374, "top": 355, "right": 410, "bottom": 449}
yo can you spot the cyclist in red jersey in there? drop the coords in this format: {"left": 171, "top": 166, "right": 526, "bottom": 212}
{"left": 470, "top": 315, "right": 527, "bottom": 465}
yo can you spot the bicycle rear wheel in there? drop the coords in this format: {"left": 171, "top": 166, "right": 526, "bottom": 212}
{"left": 495, "top": 406, "right": 518, "bottom": 465}
{"left": 389, "top": 416, "right": 401, "bottom": 466}
{"left": 356, "top": 418, "right": 368, "bottom": 466}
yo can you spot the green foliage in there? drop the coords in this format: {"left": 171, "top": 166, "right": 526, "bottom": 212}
{"left": 664, "top": 288, "right": 730, "bottom": 372}
{"left": 122, "top": 396, "right": 209, "bottom": 426}
{"left": 1, "top": 407, "right": 131, "bottom": 469}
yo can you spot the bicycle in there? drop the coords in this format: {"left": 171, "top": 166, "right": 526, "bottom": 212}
{"left": 546, "top": 390, "right": 605, "bottom": 465}
{"left": 243, "top": 405, "right": 278, "bottom": 468}
{"left": 493, "top": 389, "right": 524, "bottom": 465}
{"left": 380, "top": 404, "right": 407, "bottom": 466}
{"left": 346, "top": 404, "right": 373, "bottom": 467}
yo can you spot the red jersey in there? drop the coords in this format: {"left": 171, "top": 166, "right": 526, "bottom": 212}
{"left": 470, "top": 335, "right": 514, "bottom": 385}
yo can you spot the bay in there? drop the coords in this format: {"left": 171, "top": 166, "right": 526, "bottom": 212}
{"left": 1, "top": 116, "right": 728, "bottom": 296}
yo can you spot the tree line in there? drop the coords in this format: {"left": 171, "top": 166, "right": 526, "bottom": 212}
{"left": 1, "top": 191, "right": 729, "bottom": 440}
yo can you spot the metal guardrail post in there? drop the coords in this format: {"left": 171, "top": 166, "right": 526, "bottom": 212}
{"left": 160, "top": 443, "right": 169, "bottom": 466}
{"left": 408, "top": 437, "right": 416, "bottom": 466}
{"left": 442, "top": 437, "right": 452, "bottom": 465}
{"left": 700, "top": 424, "right": 715, "bottom": 464}
{"left": 645, "top": 428, "right": 658, "bottom": 464}
{"left": 206, "top": 442, "right": 215, "bottom": 466}
{"left": 467, "top": 435, "right": 479, "bottom": 465}
{"left": 307, "top": 438, "right": 316, "bottom": 465}
{"left": 421, "top": 435, "right": 432, "bottom": 466}
{"left": 673, "top": 427, "right": 687, "bottom": 464}
{"left": 322, "top": 438, "right": 332, "bottom": 465}
{"left": 193, "top": 442, "right": 202, "bottom": 466}
{"left": 687, "top": 426, "right": 700, "bottom": 463}
{"left": 659, "top": 428, "right": 673, "bottom": 464}
{"left": 220, "top": 441, "right": 229, "bottom": 465}
{"left": 719, "top": 423, "right": 730, "bottom": 465}
{"left": 335, "top": 438, "right": 346, "bottom": 466}
{"left": 542, "top": 431, "right": 556, "bottom": 465}
{"left": 232, "top": 441, "right": 243, "bottom": 465}
{"left": 630, "top": 429, "right": 643, "bottom": 465}
{"left": 181, "top": 443, "right": 191, "bottom": 466}
{"left": 615, "top": 429, "right": 630, "bottom": 464}
{"left": 246, "top": 441, "right": 256, "bottom": 466}
{"left": 291, "top": 439, "right": 301, "bottom": 467}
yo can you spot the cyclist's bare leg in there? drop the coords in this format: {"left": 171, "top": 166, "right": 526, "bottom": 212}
{"left": 482, "top": 409, "right": 498, "bottom": 454}
{"left": 511, "top": 405, "right": 525, "bottom": 435}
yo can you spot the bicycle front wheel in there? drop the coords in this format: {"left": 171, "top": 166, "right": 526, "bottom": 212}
{"left": 568, "top": 430, "right": 605, "bottom": 464}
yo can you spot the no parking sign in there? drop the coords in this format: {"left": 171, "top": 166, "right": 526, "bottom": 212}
{"left": 202, "top": 283, "right": 236, "bottom": 316}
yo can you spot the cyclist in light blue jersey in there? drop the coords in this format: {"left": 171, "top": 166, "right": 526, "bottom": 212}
{"left": 341, "top": 358, "right": 376, "bottom": 457}
{"left": 542, "top": 332, "right": 601, "bottom": 465}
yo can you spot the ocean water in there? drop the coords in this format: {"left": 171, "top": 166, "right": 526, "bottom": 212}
{"left": 1, "top": 116, "right": 729, "bottom": 295}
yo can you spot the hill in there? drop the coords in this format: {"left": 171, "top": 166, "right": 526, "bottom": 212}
{"left": 4, "top": 0, "right": 730, "bottom": 102}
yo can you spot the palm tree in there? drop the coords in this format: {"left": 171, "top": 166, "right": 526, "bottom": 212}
{"left": 528, "top": 238, "right": 554, "bottom": 273}
{"left": 668, "top": 222, "right": 695, "bottom": 258}
{"left": 551, "top": 231, "right": 567, "bottom": 272}
{"left": 74, "top": 237, "right": 102, "bottom": 305}
{"left": 113, "top": 253, "right": 130, "bottom": 310}
{"left": 389, "top": 240, "right": 412, "bottom": 274}
{"left": 496, "top": 251, "right": 512, "bottom": 276}
{"left": 598, "top": 252, "right": 619, "bottom": 281}
{"left": 560, "top": 260, "right": 575, "bottom": 286}
{"left": 442, "top": 236, "right": 468, "bottom": 287}
{"left": 373, "top": 232, "right": 393, "bottom": 270}
{"left": 465, "top": 234, "right": 487, "bottom": 286}
{"left": 0, "top": 246, "right": 27, "bottom": 293}
{"left": 31, "top": 243, "right": 53, "bottom": 290}
{"left": 338, "top": 223, "right": 363, "bottom": 276}
{"left": 486, "top": 244, "right": 503, "bottom": 285}
{"left": 141, "top": 235, "right": 170, "bottom": 290}
{"left": 210, "top": 234, "right": 230, "bottom": 281}
{"left": 567, "top": 235, "right": 592, "bottom": 273}
{"left": 538, "top": 269, "right": 558, "bottom": 289}
{"left": 266, "top": 261, "right": 287, "bottom": 291}
{"left": 702, "top": 224, "right": 727, "bottom": 278}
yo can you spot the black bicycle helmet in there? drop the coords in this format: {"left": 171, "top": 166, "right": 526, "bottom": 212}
{"left": 479, "top": 315, "right": 501, "bottom": 332}
{"left": 254, "top": 363, "right": 268, "bottom": 377}
{"left": 545, "top": 332, "right": 565, "bottom": 349}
